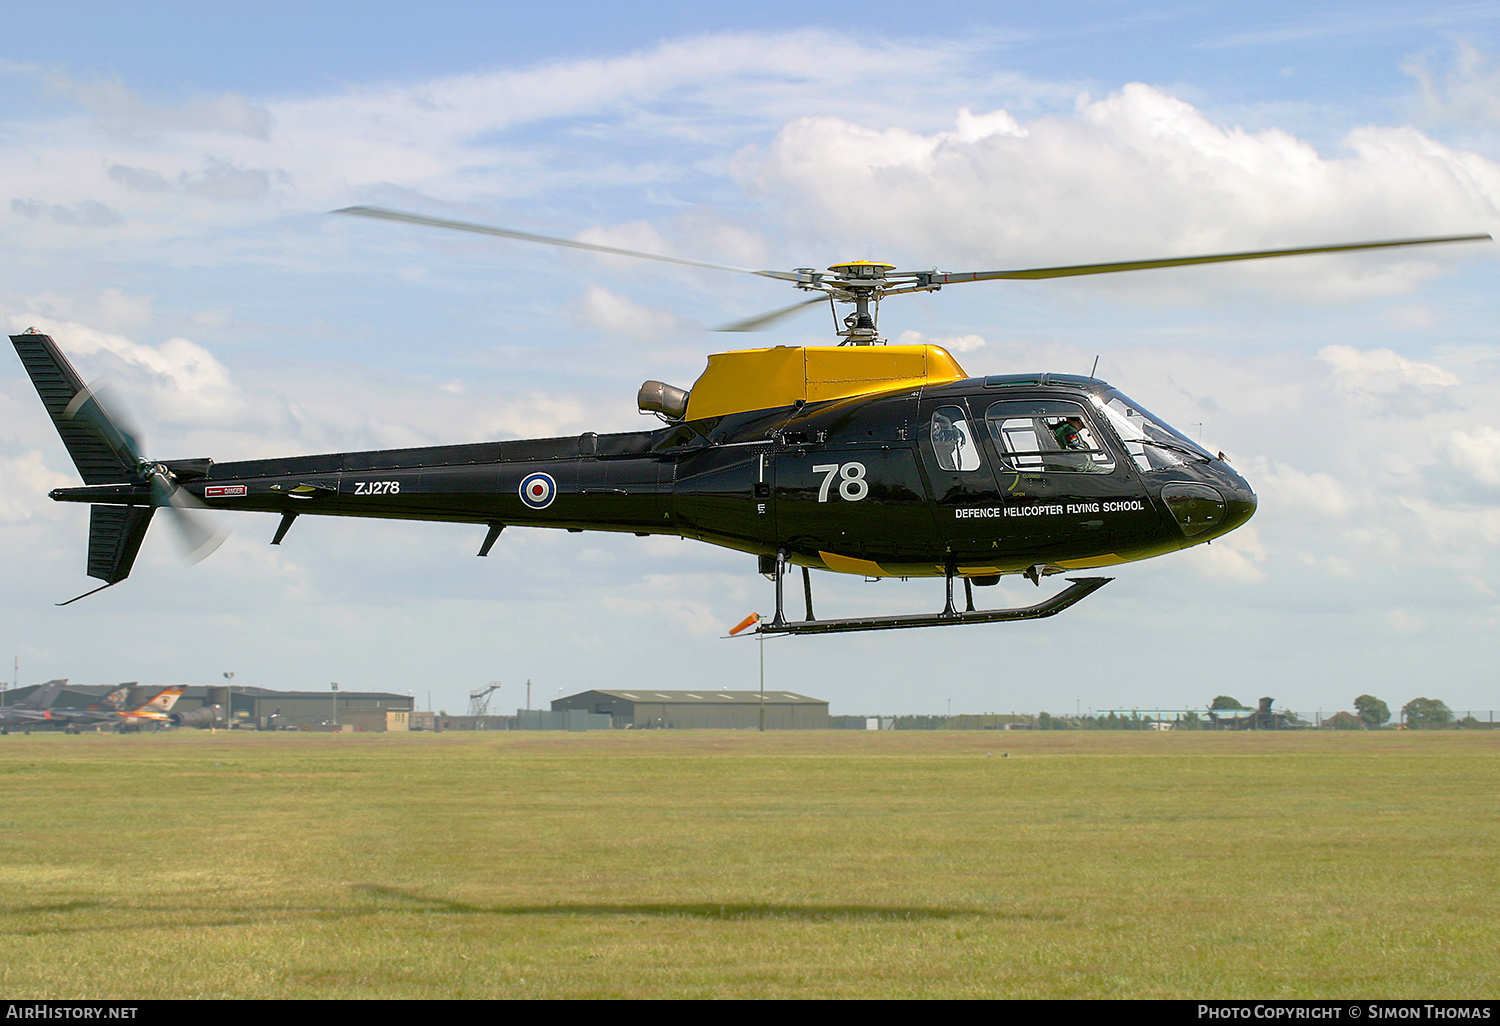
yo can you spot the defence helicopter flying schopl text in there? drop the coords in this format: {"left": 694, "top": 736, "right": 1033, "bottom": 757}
{"left": 11, "top": 212, "right": 1490, "bottom": 633}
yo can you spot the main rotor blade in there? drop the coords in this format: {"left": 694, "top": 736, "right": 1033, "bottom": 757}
{"left": 335, "top": 206, "right": 800, "bottom": 281}
{"left": 931, "top": 234, "right": 1492, "bottom": 284}
{"left": 715, "top": 296, "right": 826, "bottom": 332}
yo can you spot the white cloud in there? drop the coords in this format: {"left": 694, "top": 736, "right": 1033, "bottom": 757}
{"left": 8, "top": 315, "right": 241, "bottom": 423}
{"left": 108, "top": 159, "right": 273, "bottom": 201}
{"left": 895, "top": 329, "right": 986, "bottom": 353}
{"left": 1406, "top": 41, "right": 1500, "bottom": 126}
{"left": 0, "top": 451, "right": 74, "bottom": 522}
{"left": 45, "top": 73, "right": 273, "bottom": 138}
{"left": 1317, "top": 344, "right": 1460, "bottom": 393}
{"left": 600, "top": 572, "right": 753, "bottom": 636}
{"left": 10, "top": 198, "right": 124, "bottom": 227}
{"left": 742, "top": 84, "right": 1500, "bottom": 298}
{"left": 573, "top": 285, "right": 697, "bottom": 342}
{"left": 1386, "top": 608, "right": 1427, "bottom": 633}
{"left": 1382, "top": 303, "right": 1442, "bottom": 329}
{"left": 1244, "top": 459, "right": 1354, "bottom": 517}
{"left": 1447, "top": 424, "right": 1500, "bottom": 486}
{"left": 1180, "top": 525, "right": 1266, "bottom": 583}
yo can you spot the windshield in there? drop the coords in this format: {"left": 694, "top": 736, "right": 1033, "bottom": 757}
{"left": 1092, "top": 391, "right": 1212, "bottom": 472}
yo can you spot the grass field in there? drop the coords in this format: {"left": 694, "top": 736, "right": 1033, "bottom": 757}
{"left": 0, "top": 728, "right": 1495, "bottom": 999}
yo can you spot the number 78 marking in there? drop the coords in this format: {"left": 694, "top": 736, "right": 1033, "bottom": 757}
{"left": 813, "top": 462, "right": 869, "bottom": 502}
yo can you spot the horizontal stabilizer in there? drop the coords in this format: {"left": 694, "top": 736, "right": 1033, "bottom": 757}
{"left": 10, "top": 332, "right": 138, "bottom": 484}
{"left": 88, "top": 505, "right": 155, "bottom": 584}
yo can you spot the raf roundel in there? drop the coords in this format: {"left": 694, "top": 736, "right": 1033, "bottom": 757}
{"left": 518, "top": 472, "right": 557, "bottom": 510}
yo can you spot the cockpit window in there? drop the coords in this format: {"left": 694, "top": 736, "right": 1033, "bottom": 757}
{"left": 930, "top": 406, "right": 982, "bottom": 471}
{"left": 984, "top": 400, "right": 1114, "bottom": 474}
{"left": 1092, "top": 393, "right": 1211, "bottom": 472}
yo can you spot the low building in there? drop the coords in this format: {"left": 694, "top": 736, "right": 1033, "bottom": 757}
{"left": 4, "top": 682, "right": 414, "bottom": 731}
{"left": 553, "top": 689, "right": 828, "bottom": 729}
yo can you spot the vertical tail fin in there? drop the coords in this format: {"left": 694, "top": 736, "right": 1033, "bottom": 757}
{"left": 19, "top": 680, "right": 68, "bottom": 711}
{"left": 134, "top": 686, "right": 185, "bottom": 715}
{"left": 10, "top": 331, "right": 138, "bottom": 484}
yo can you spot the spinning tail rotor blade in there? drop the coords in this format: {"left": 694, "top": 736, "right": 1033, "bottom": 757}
{"left": 62, "top": 380, "right": 145, "bottom": 466}
{"left": 930, "top": 234, "right": 1493, "bottom": 284}
{"left": 65, "top": 380, "right": 230, "bottom": 566}
{"left": 715, "top": 296, "right": 825, "bottom": 332}
{"left": 157, "top": 488, "right": 230, "bottom": 565}
{"left": 334, "top": 206, "right": 800, "bottom": 281}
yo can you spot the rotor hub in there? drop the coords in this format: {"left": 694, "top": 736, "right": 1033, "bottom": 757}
{"left": 827, "top": 260, "right": 895, "bottom": 281}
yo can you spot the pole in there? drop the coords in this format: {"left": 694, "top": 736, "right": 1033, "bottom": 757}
{"left": 223, "top": 671, "right": 234, "bottom": 730}
{"left": 332, "top": 682, "right": 339, "bottom": 729}
{"left": 758, "top": 627, "right": 765, "bottom": 733}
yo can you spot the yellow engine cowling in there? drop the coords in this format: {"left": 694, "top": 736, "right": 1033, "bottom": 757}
{"left": 683, "top": 344, "right": 968, "bottom": 421}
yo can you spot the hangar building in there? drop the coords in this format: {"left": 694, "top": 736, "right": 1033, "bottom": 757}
{"left": 3, "top": 683, "right": 413, "bottom": 731}
{"left": 553, "top": 689, "right": 828, "bottom": 729}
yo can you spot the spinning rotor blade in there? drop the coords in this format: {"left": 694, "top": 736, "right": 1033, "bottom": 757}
{"left": 335, "top": 206, "right": 800, "bottom": 281}
{"left": 64, "top": 380, "right": 229, "bottom": 565}
{"left": 155, "top": 484, "right": 230, "bottom": 565}
{"left": 715, "top": 296, "right": 825, "bottom": 332}
{"left": 930, "top": 234, "right": 1492, "bottom": 285}
{"left": 62, "top": 380, "right": 145, "bottom": 466}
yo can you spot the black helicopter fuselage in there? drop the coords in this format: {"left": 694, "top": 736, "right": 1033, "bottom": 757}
{"left": 52, "top": 372, "right": 1255, "bottom": 582}
{"left": 24, "top": 211, "right": 1483, "bottom": 628}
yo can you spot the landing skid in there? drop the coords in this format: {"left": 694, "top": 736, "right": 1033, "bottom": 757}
{"left": 759, "top": 551, "right": 1112, "bottom": 635}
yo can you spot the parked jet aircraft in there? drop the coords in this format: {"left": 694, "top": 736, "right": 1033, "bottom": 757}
{"left": 50, "top": 685, "right": 186, "bottom": 733}
{"left": 0, "top": 679, "right": 68, "bottom": 734}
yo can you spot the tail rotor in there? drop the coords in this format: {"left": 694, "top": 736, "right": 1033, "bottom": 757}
{"left": 63, "top": 379, "right": 229, "bottom": 566}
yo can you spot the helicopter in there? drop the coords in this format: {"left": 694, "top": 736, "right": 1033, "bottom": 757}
{"left": 10, "top": 210, "right": 1489, "bottom": 633}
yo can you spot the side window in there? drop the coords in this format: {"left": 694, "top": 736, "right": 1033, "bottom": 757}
{"left": 930, "top": 406, "right": 982, "bottom": 471}
{"left": 985, "top": 400, "right": 1115, "bottom": 474}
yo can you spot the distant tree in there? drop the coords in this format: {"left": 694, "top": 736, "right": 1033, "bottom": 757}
{"left": 1210, "top": 696, "right": 1246, "bottom": 710}
{"left": 1354, "top": 694, "right": 1391, "bottom": 728}
{"left": 1180, "top": 711, "right": 1202, "bottom": 731}
{"left": 1402, "top": 698, "right": 1453, "bottom": 729}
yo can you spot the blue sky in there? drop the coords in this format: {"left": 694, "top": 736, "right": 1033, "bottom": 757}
{"left": 2, "top": 3, "right": 1499, "bottom": 718}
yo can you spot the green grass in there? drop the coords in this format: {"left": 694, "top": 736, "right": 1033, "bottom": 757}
{"left": 0, "top": 729, "right": 1495, "bottom": 998}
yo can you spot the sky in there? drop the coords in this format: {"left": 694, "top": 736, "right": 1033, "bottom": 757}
{"left": 3, "top": 2, "right": 1500, "bottom": 719}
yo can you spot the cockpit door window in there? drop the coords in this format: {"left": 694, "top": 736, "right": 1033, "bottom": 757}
{"left": 984, "top": 400, "right": 1115, "bottom": 474}
{"left": 930, "top": 406, "right": 982, "bottom": 472}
